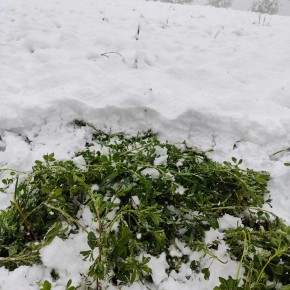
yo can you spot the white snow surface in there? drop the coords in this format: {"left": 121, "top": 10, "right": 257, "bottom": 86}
{"left": 1, "top": 0, "right": 290, "bottom": 288}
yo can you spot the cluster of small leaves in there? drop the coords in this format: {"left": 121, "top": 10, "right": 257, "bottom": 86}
{"left": 73, "top": 124, "right": 270, "bottom": 287}
{"left": 1, "top": 124, "right": 289, "bottom": 290}
{"left": 222, "top": 211, "right": 290, "bottom": 289}
{"left": 38, "top": 279, "right": 79, "bottom": 290}
{"left": 0, "top": 153, "right": 89, "bottom": 270}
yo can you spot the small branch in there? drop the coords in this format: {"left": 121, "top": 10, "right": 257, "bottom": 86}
{"left": 100, "top": 52, "right": 124, "bottom": 61}
{"left": 256, "top": 246, "right": 288, "bottom": 285}
{"left": 0, "top": 253, "right": 39, "bottom": 264}
{"left": 236, "top": 230, "right": 250, "bottom": 280}
{"left": 214, "top": 26, "right": 224, "bottom": 39}
{"left": 196, "top": 241, "right": 228, "bottom": 264}
{"left": 0, "top": 168, "right": 27, "bottom": 177}
{"left": 270, "top": 147, "right": 290, "bottom": 158}
{"left": 87, "top": 191, "right": 104, "bottom": 290}
{"left": 96, "top": 208, "right": 102, "bottom": 290}
{"left": 44, "top": 203, "right": 87, "bottom": 232}
{"left": 135, "top": 24, "right": 141, "bottom": 41}
{"left": 13, "top": 177, "right": 36, "bottom": 241}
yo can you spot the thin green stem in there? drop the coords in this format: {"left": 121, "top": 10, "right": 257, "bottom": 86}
{"left": 255, "top": 246, "right": 287, "bottom": 284}
{"left": 44, "top": 203, "right": 87, "bottom": 232}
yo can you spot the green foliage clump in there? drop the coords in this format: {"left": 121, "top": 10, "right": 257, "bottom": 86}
{"left": 0, "top": 123, "right": 289, "bottom": 290}
{"left": 0, "top": 153, "right": 89, "bottom": 270}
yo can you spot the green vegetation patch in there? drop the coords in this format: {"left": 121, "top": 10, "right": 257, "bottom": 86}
{"left": 0, "top": 122, "right": 289, "bottom": 289}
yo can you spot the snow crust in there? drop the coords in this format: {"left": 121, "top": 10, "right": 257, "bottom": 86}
{"left": 1, "top": 0, "right": 290, "bottom": 288}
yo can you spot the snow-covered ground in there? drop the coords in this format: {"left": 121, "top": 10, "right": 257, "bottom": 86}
{"left": 1, "top": 0, "right": 290, "bottom": 289}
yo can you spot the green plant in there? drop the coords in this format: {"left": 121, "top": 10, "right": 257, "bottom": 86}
{"left": 225, "top": 215, "right": 290, "bottom": 289}
{"left": 1, "top": 124, "right": 289, "bottom": 290}
{"left": 0, "top": 153, "right": 88, "bottom": 270}
{"left": 68, "top": 124, "right": 271, "bottom": 288}
{"left": 38, "top": 279, "right": 79, "bottom": 290}
{"left": 38, "top": 280, "right": 52, "bottom": 290}
{"left": 214, "top": 276, "right": 242, "bottom": 290}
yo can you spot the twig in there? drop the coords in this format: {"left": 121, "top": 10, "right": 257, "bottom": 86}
{"left": 0, "top": 253, "right": 39, "bottom": 264}
{"left": 270, "top": 147, "right": 290, "bottom": 158}
{"left": 135, "top": 24, "right": 141, "bottom": 41}
{"left": 100, "top": 52, "right": 124, "bottom": 61}
{"left": 13, "top": 177, "right": 36, "bottom": 241}
{"left": 44, "top": 203, "right": 87, "bottom": 232}
{"left": 214, "top": 26, "right": 224, "bottom": 39}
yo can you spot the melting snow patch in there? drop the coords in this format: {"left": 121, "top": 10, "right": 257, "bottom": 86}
{"left": 218, "top": 214, "right": 243, "bottom": 231}
{"left": 141, "top": 167, "right": 160, "bottom": 179}
{"left": 40, "top": 233, "right": 90, "bottom": 276}
{"left": 147, "top": 253, "right": 169, "bottom": 285}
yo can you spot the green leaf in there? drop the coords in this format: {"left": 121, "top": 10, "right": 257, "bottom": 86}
{"left": 40, "top": 280, "right": 52, "bottom": 290}
{"left": 119, "top": 226, "right": 132, "bottom": 245}
{"left": 190, "top": 260, "right": 199, "bottom": 271}
{"left": 152, "top": 230, "right": 166, "bottom": 247}
{"left": 113, "top": 153, "right": 120, "bottom": 163}
{"left": 53, "top": 188, "right": 63, "bottom": 196}
{"left": 87, "top": 232, "right": 98, "bottom": 250}
{"left": 43, "top": 153, "right": 55, "bottom": 163}
{"left": 66, "top": 279, "right": 72, "bottom": 288}
{"left": 210, "top": 218, "right": 219, "bottom": 229}
{"left": 130, "top": 269, "right": 137, "bottom": 283}
{"left": 141, "top": 264, "right": 152, "bottom": 274}
{"left": 45, "top": 221, "right": 62, "bottom": 243}
{"left": 42, "top": 187, "right": 51, "bottom": 194}
{"left": 112, "top": 245, "right": 127, "bottom": 259}
{"left": 100, "top": 171, "right": 119, "bottom": 186}
{"left": 115, "top": 272, "right": 129, "bottom": 282}
{"left": 201, "top": 268, "right": 210, "bottom": 280}
{"left": 8, "top": 245, "right": 18, "bottom": 257}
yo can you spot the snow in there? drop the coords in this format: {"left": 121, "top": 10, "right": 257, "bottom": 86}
{"left": 175, "top": 185, "right": 186, "bottom": 195}
{"left": 218, "top": 214, "right": 243, "bottom": 231}
{"left": 154, "top": 146, "right": 168, "bottom": 165}
{"left": 1, "top": 0, "right": 290, "bottom": 288}
{"left": 132, "top": 195, "right": 141, "bottom": 207}
{"left": 147, "top": 253, "right": 169, "bottom": 284}
{"left": 40, "top": 233, "right": 90, "bottom": 279}
{"left": 141, "top": 167, "right": 161, "bottom": 179}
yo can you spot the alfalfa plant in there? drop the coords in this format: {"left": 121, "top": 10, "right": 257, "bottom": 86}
{"left": 38, "top": 279, "right": 79, "bottom": 290}
{"left": 1, "top": 123, "right": 290, "bottom": 290}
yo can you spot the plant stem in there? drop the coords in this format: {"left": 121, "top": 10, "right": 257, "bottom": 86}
{"left": 255, "top": 246, "right": 287, "bottom": 285}
{"left": 13, "top": 177, "right": 36, "bottom": 241}
{"left": 87, "top": 191, "right": 104, "bottom": 290}
{"left": 236, "top": 230, "right": 249, "bottom": 280}
{"left": 44, "top": 203, "right": 87, "bottom": 232}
